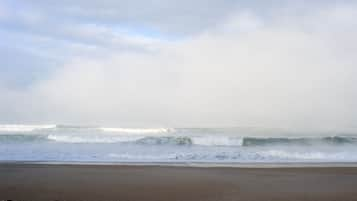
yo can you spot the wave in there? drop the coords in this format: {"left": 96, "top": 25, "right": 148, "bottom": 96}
{"left": 133, "top": 136, "right": 357, "bottom": 146}
{"left": 0, "top": 124, "right": 356, "bottom": 147}
{"left": 242, "top": 136, "right": 357, "bottom": 146}
{"left": 44, "top": 134, "right": 243, "bottom": 145}
{"left": 0, "top": 124, "right": 56, "bottom": 133}
{"left": 0, "top": 124, "right": 172, "bottom": 134}
{"left": 0, "top": 134, "right": 48, "bottom": 142}
{"left": 1, "top": 132, "right": 356, "bottom": 147}
{"left": 47, "top": 134, "right": 143, "bottom": 143}
{"left": 191, "top": 136, "right": 243, "bottom": 146}
{"left": 0, "top": 133, "right": 239, "bottom": 146}
{"left": 46, "top": 135, "right": 192, "bottom": 145}
{"left": 100, "top": 127, "right": 171, "bottom": 134}
{"left": 136, "top": 136, "right": 192, "bottom": 145}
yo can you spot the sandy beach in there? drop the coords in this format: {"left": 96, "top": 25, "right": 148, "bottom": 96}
{"left": 1, "top": 164, "right": 357, "bottom": 201}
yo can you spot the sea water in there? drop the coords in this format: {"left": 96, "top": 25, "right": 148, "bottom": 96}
{"left": 1, "top": 124, "right": 357, "bottom": 163}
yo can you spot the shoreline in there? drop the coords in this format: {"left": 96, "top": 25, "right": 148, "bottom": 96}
{"left": 2, "top": 160, "right": 357, "bottom": 168}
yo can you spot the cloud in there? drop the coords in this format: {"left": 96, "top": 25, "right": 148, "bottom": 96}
{"left": 14, "top": 0, "right": 241, "bottom": 35}
{"left": 1, "top": 1, "right": 357, "bottom": 131}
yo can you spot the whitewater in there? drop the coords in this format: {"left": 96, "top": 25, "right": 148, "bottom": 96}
{"left": 1, "top": 124, "right": 357, "bottom": 163}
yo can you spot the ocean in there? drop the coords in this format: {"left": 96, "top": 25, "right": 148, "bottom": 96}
{"left": 1, "top": 124, "right": 357, "bottom": 163}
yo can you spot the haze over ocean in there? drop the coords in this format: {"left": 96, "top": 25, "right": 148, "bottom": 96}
{"left": 1, "top": 0, "right": 357, "bottom": 164}
{"left": 3, "top": 2, "right": 357, "bottom": 201}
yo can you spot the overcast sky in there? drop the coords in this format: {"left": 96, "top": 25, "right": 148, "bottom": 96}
{"left": 0, "top": 0, "right": 357, "bottom": 131}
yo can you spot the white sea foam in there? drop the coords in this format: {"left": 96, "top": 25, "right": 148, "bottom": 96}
{"left": 100, "top": 127, "right": 171, "bottom": 134}
{"left": 259, "top": 149, "right": 357, "bottom": 161}
{"left": 47, "top": 134, "right": 244, "bottom": 146}
{"left": 47, "top": 134, "right": 142, "bottom": 143}
{"left": 0, "top": 124, "right": 56, "bottom": 132}
{"left": 191, "top": 136, "right": 243, "bottom": 146}
{"left": 108, "top": 153, "right": 179, "bottom": 160}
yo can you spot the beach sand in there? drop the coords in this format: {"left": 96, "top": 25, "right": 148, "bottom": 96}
{"left": 1, "top": 164, "right": 357, "bottom": 201}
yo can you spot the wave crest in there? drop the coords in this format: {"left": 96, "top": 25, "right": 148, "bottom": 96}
{"left": 0, "top": 124, "right": 56, "bottom": 132}
{"left": 192, "top": 136, "right": 243, "bottom": 146}
{"left": 100, "top": 127, "right": 171, "bottom": 134}
{"left": 136, "top": 136, "right": 192, "bottom": 145}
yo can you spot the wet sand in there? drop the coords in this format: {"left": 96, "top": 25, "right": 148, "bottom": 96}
{"left": 1, "top": 164, "right": 357, "bottom": 201}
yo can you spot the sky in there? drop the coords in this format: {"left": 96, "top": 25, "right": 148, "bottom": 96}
{"left": 0, "top": 0, "right": 357, "bottom": 131}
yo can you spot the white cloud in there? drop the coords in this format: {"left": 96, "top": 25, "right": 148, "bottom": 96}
{"left": 1, "top": 1, "right": 357, "bottom": 132}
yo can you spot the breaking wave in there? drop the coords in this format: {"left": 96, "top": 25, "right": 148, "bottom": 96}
{"left": 1, "top": 125, "right": 357, "bottom": 163}
{"left": 0, "top": 124, "right": 56, "bottom": 132}
{"left": 100, "top": 127, "right": 171, "bottom": 134}
{"left": 43, "top": 135, "right": 357, "bottom": 146}
{"left": 191, "top": 136, "right": 243, "bottom": 146}
{"left": 0, "top": 124, "right": 171, "bottom": 134}
{"left": 1, "top": 133, "right": 357, "bottom": 147}
{"left": 1, "top": 124, "right": 356, "bottom": 148}
{"left": 47, "top": 134, "right": 143, "bottom": 143}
